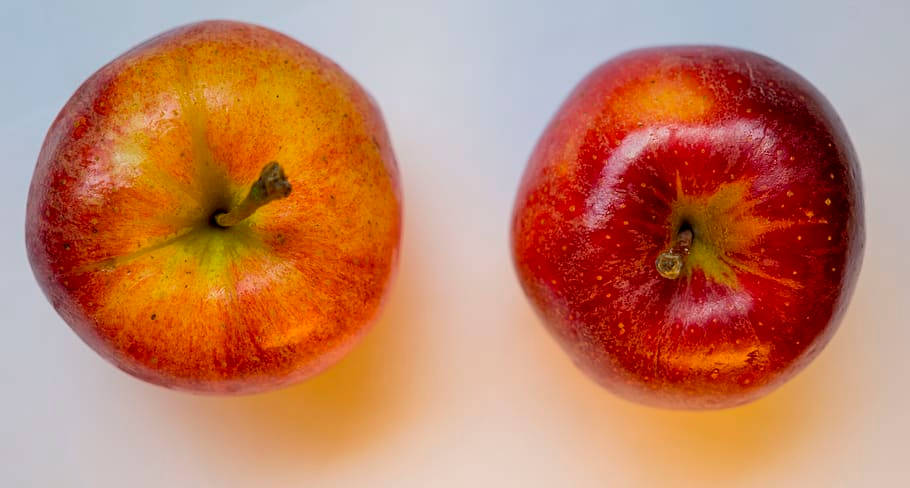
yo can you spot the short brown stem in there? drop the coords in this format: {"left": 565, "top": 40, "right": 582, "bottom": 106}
{"left": 214, "top": 162, "right": 291, "bottom": 228}
{"left": 655, "top": 228, "right": 693, "bottom": 279}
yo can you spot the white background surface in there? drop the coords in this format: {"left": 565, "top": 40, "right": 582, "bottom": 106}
{"left": 2, "top": 1, "right": 909, "bottom": 486}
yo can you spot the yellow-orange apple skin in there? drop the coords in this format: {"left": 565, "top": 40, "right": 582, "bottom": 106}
{"left": 26, "top": 21, "right": 402, "bottom": 394}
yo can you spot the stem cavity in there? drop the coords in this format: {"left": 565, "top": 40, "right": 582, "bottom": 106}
{"left": 214, "top": 162, "right": 292, "bottom": 228}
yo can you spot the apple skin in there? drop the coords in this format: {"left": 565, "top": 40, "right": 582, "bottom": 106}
{"left": 511, "top": 46, "right": 864, "bottom": 409}
{"left": 26, "top": 21, "right": 401, "bottom": 394}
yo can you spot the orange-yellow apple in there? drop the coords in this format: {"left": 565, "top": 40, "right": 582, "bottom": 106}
{"left": 511, "top": 46, "right": 864, "bottom": 409}
{"left": 26, "top": 21, "right": 401, "bottom": 394}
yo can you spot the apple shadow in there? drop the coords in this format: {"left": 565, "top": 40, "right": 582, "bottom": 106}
{"left": 524, "top": 300, "right": 856, "bottom": 485}
{"left": 166, "top": 232, "right": 429, "bottom": 472}
{"left": 611, "top": 371, "right": 834, "bottom": 484}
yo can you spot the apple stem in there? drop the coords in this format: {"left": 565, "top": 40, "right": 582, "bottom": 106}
{"left": 214, "top": 162, "right": 292, "bottom": 228}
{"left": 655, "top": 228, "right": 693, "bottom": 280}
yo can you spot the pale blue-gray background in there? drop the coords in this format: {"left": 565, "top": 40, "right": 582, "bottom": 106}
{"left": 2, "top": 1, "right": 908, "bottom": 486}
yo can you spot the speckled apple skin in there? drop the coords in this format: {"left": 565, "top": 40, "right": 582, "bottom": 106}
{"left": 512, "top": 46, "right": 864, "bottom": 409}
{"left": 26, "top": 21, "right": 401, "bottom": 394}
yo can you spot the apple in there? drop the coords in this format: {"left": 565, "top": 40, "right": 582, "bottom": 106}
{"left": 511, "top": 46, "right": 864, "bottom": 409}
{"left": 26, "top": 21, "right": 401, "bottom": 394}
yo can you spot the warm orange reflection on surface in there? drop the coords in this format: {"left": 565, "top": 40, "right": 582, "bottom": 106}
{"left": 166, "top": 221, "right": 430, "bottom": 472}
{"left": 522, "top": 278, "right": 863, "bottom": 486}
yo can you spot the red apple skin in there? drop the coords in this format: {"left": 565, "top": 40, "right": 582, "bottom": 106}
{"left": 26, "top": 21, "right": 401, "bottom": 394}
{"left": 511, "top": 46, "right": 864, "bottom": 409}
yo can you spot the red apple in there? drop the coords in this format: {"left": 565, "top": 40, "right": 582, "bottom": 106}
{"left": 26, "top": 21, "right": 401, "bottom": 394}
{"left": 511, "top": 46, "right": 864, "bottom": 409}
